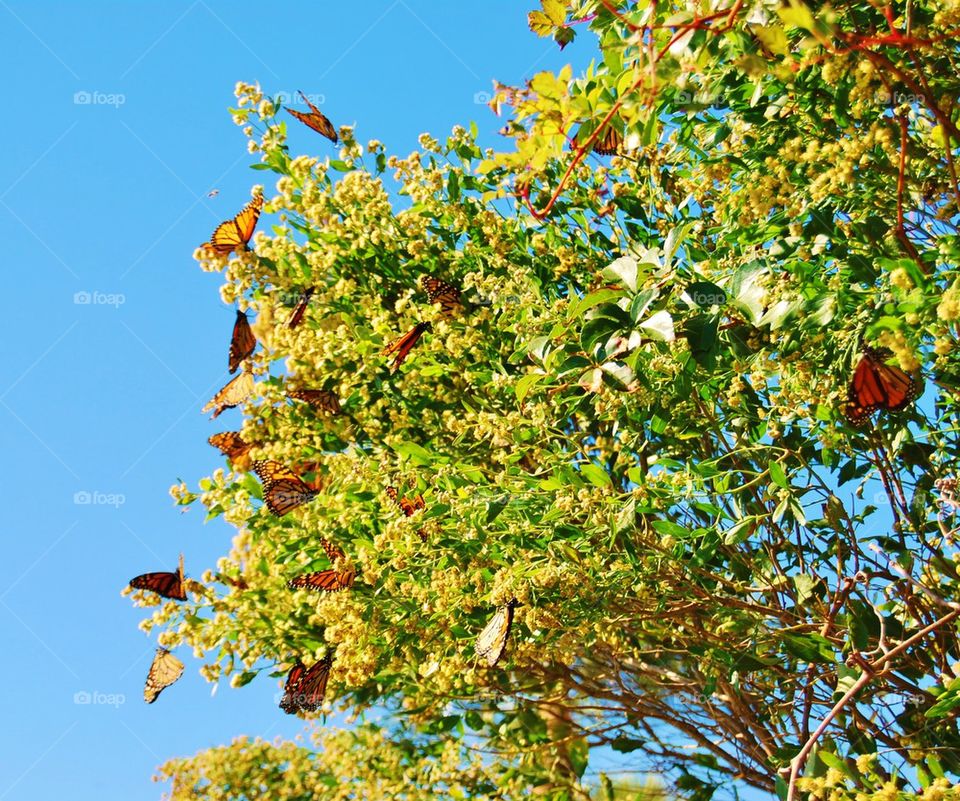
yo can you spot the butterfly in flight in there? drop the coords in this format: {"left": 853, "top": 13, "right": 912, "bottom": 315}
{"left": 287, "top": 288, "right": 316, "bottom": 329}
{"left": 129, "top": 553, "right": 186, "bottom": 601}
{"left": 280, "top": 654, "right": 333, "bottom": 714}
{"left": 201, "top": 194, "right": 263, "bottom": 255}
{"left": 253, "top": 460, "right": 319, "bottom": 516}
{"left": 208, "top": 431, "right": 255, "bottom": 470}
{"left": 385, "top": 485, "right": 427, "bottom": 542}
{"left": 288, "top": 537, "right": 354, "bottom": 593}
{"left": 285, "top": 91, "right": 338, "bottom": 143}
{"left": 383, "top": 322, "right": 431, "bottom": 372}
{"left": 144, "top": 647, "right": 184, "bottom": 704}
{"left": 229, "top": 310, "right": 257, "bottom": 373}
{"left": 421, "top": 275, "right": 463, "bottom": 317}
{"left": 475, "top": 599, "right": 519, "bottom": 668}
{"left": 844, "top": 344, "right": 919, "bottom": 426}
{"left": 288, "top": 388, "right": 342, "bottom": 415}
{"left": 202, "top": 372, "right": 254, "bottom": 419}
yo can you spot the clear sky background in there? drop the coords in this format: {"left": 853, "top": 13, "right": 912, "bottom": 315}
{"left": 0, "top": 3, "right": 590, "bottom": 799}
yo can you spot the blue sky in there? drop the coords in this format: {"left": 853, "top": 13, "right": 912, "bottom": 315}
{"left": 0, "top": 3, "right": 587, "bottom": 798}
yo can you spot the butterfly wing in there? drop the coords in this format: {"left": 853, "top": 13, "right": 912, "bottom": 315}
{"left": 845, "top": 347, "right": 919, "bottom": 425}
{"left": 382, "top": 322, "right": 431, "bottom": 372}
{"left": 318, "top": 536, "right": 345, "bottom": 562}
{"left": 129, "top": 571, "right": 186, "bottom": 600}
{"left": 203, "top": 195, "right": 263, "bottom": 254}
{"left": 229, "top": 311, "right": 257, "bottom": 373}
{"left": 144, "top": 648, "right": 184, "bottom": 703}
{"left": 288, "top": 569, "right": 355, "bottom": 592}
{"left": 421, "top": 276, "right": 463, "bottom": 317}
{"left": 280, "top": 663, "right": 306, "bottom": 714}
{"left": 202, "top": 372, "right": 254, "bottom": 419}
{"left": 474, "top": 602, "right": 516, "bottom": 667}
{"left": 289, "top": 389, "right": 341, "bottom": 414}
{"left": 253, "top": 460, "right": 318, "bottom": 516}
{"left": 285, "top": 91, "right": 338, "bottom": 143}
{"left": 208, "top": 431, "right": 253, "bottom": 461}
{"left": 287, "top": 288, "right": 316, "bottom": 329}
{"left": 280, "top": 656, "right": 333, "bottom": 714}
{"left": 592, "top": 125, "right": 623, "bottom": 156}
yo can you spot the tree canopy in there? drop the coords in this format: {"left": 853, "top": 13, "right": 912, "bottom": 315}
{"left": 130, "top": 1, "right": 960, "bottom": 799}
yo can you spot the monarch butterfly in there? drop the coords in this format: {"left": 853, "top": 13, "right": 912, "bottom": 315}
{"left": 229, "top": 310, "right": 257, "bottom": 373}
{"left": 202, "top": 194, "right": 263, "bottom": 255}
{"left": 144, "top": 647, "right": 184, "bottom": 704}
{"left": 288, "top": 568, "right": 355, "bottom": 593}
{"left": 421, "top": 275, "right": 463, "bottom": 317}
{"left": 385, "top": 486, "right": 428, "bottom": 542}
{"left": 475, "top": 599, "right": 519, "bottom": 668}
{"left": 287, "top": 288, "right": 316, "bottom": 329}
{"left": 285, "top": 91, "right": 338, "bottom": 144}
{"left": 288, "top": 389, "right": 342, "bottom": 414}
{"left": 845, "top": 344, "right": 919, "bottom": 426}
{"left": 208, "top": 431, "right": 255, "bottom": 468}
{"left": 129, "top": 553, "right": 186, "bottom": 601}
{"left": 383, "top": 322, "right": 431, "bottom": 372}
{"left": 202, "top": 372, "right": 254, "bottom": 419}
{"left": 253, "top": 459, "right": 319, "bottom": 516}
{"left": 280, "top": 654, "right": 333, "bottom": 714}
{"left": 575, "top": 123, "right": 623, "bottom": 156}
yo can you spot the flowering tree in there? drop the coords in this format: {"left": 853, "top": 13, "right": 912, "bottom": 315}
{"left": 133, "top": 2, "right": 960, "bottom": 799}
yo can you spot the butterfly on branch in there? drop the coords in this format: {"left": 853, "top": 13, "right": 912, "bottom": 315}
{"left": 229, "top": 310, "right": 257, "bottom": 373}
{"left": 280, "top": 654, "right": 333, "bottom": 714}
{"left": 208, "top": 431, "right": 255, "bottom": 470}
{"left": 129, "top": 553, "right": 186, "bottom": 601}
{"left": 844, "top": 343, "right": 919, "bottom": 426}
{"left": 385, "top": 485, "right": 427, "bottom": 542}
{"left": 288, "top": 537, "right": 355, "bottom": 592}
{"left": 288, "top": 388, "right": 342, "bottom": 415}
{"left": 421, "top": 275, "right": 463, "bottom": 317}
{"left": 201, "top": 194, "right": 263, "bottom": 255}
{"left": 475, "top": 599, "right": 519, "bottom": 668}
{"left": 144, "top": 647, "right": 184, "bottom": 704}
{"left": 253, "top": 460, "right": 319, "bottom": 516}
{"left": 383, "top": 322, "right": 431, "bottom": 372}
{"left": 202, "top": 372, "right": 254, "bottom": 419}
{"left": 287, "top": 288, "right": 316, "bottom": 329}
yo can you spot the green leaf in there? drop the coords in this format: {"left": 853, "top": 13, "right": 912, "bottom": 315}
{"left": 515, "top": 372, "right": 546, "bottom": 403}
{"left": 394, "top": 441, "right": 434, "bottom": 466}
{"left": 580, "top": 463, "right": 612, "bottom": 488}
{"left": 768, "top": 461, "right": 788, "bottom": 488}
{"left": 603, "top": 256, "right": 638, "bottom": 292}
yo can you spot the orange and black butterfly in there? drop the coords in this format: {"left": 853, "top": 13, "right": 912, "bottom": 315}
{"left": 386, "top": 486, "right": 427, "bottom": 542}
{"left": 845, "top": 344, "right": 919, "bottom": 426}
{"left": 202, "top": 194, "right": 263, "bottom": 255}
{"left": 575, "top": 123, "right": 622, "bottom": 156}
{"left": 129, "top": 554, "right": 186, "bottom": 601}
{"left": 280, "top": 654, "right": 333, "bottom": 714}
{"left": 144, "top": 647, "right": 184, "bottom": 704}
{"left": 285, "top": 91, "right": 338, "bottom": 144}
{"left": 288, "top": 539, "right": 355, "bottom": 593}
{"left": 421, "top": 275, "right": 463, "bottom": 317}
{"left": 383, "top": 322, "right": 431, "bottom": 372}
{"left": 287, "top": 288, "right": 315, "bottom": 329}
{"left": 288, "top": 388, "right": 341, "bottom": 414}
{"left": 208, "top": 431, "right": 255, "bottom": 470}
{"left": 202, "top": 372, "right": 254, "bottom": 419}
{"left": 229, "top": 310, "right": 257, "bottom": 373}
{"left": 253, "top": 460, "right": 319, "bottom": 516}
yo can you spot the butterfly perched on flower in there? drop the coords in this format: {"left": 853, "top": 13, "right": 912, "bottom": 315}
{"left": 288, "top": 537, "right": 355, "bottom": 593}
{"left": 229, "top": 310, "right": 257, "bottom": 373}
{"left": 201, "top": 194, "right": 263, "bottom": 255}
{"left": 285, "top": 91, "right": 338, "bottom": 143}
{"left": 421, "top": 275, "right": 463, "bottom": 317}
{"left": 844, "top": 344, "right": 919, "bottom": 426}
{"left": 280, "top": 654, "right": 333, "bottom": 714}
{"left": 129, "top": 553, "right": 186, "bottom": 601}
{"left": 385, "top": 486, "right": 427, "bottom": 542}
{"left": 288, "top": 388, "right": 342, "bottom": 415}
{"left": 287, "top": 288, "right": 315, "bottom": 329}
{"left": 253, "top": 460, "right": 319, "bottom": 516}
{"left": 208, "top": 431, "right": 255, "bottom": 470}
{"left": 574, "top": 123, "right": 623, "bottom": 156}
{"left": 475, "top": 599, "right": 519, "bottom": 668}
{"left": 144, "top": 647, "right": 184, "bottom": 704}
{"left": 202, "top": 372, "right": 254, "bottom": 419}
{"left": 383, "top": 322, "right": 431, "bottom": 372}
